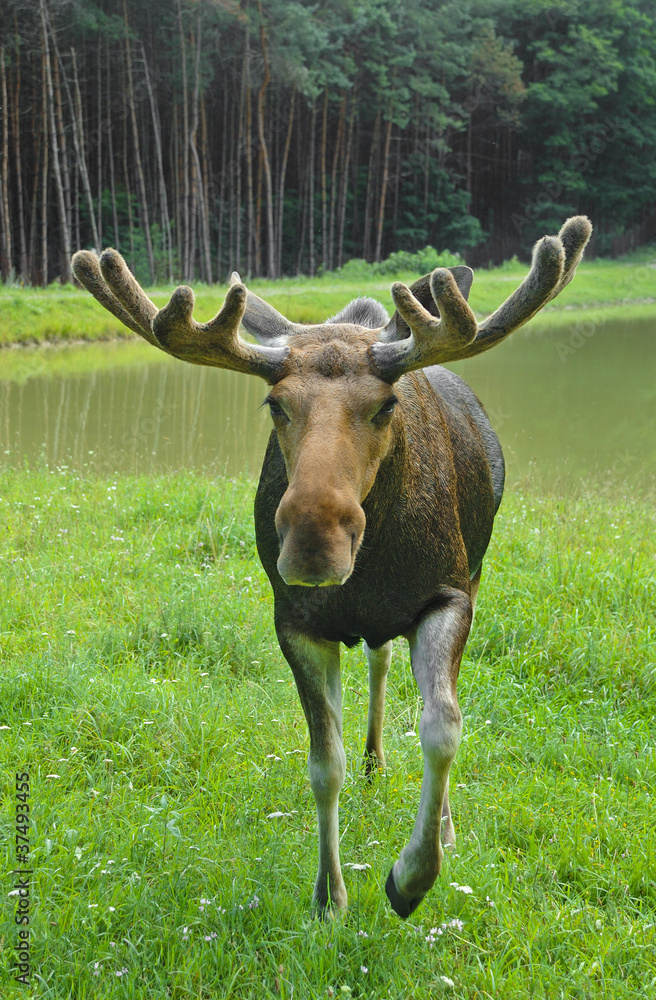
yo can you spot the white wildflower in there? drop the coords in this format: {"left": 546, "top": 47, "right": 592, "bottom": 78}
{"left": 450, "top": 882, "right": 473, "bottom": 894}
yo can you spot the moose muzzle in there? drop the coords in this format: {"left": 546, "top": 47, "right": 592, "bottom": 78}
{"left": 275, "top": 487, "right": 366, "bottom": 587}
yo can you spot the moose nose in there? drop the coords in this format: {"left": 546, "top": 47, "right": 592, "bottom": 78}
{"left": 275, "top": 490, "right": 365, "bottom": 587}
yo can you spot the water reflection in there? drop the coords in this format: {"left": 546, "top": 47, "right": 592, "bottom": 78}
{"left": 0, "top": 346, "right": 271, "bottom": 477}
{"left": 1, "top": 315, "right": 654, "bottom": 496}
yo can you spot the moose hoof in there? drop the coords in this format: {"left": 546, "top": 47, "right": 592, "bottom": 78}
{"left": 385, "top": 867, "right": 424, "bottom": 919}
{"left": 363, "top": 749, "right": 385, "bottom": 781}
{"left": 312, "top": 899, "right": 347, "bottom": 922}
{"left": 312, "top": 878, "right": 348, "bottom": 920}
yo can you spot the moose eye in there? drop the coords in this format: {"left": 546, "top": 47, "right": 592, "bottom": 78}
{"left": 266, "top": 397, "right": 289, "bottom": 423}
{"left": 373, "top": 397, "right": 398, "bottom": 423}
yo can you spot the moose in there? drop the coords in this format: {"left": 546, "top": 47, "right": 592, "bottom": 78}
{"left": 72, "top": 215, "right": 591, "bottom": 918}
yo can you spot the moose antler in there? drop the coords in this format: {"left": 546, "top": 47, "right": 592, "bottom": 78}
{"left": 370, "top": 216, "right": 592, "bottom": 380}
{"left": 71, "top": 249, "right": 290, "bottom": 381}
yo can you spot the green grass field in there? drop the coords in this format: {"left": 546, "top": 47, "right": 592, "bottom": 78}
{"left": 1, "top": 468, "right": 654, "bottom": 998}
{"left": 1, "top": 249, "right": 656, "bottom": 347}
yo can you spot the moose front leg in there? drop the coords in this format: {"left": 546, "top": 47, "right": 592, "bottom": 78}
{"left": 386, "top": 589, "right": 472, "bottom": 918}
{"left": 276, "top": 626, "right": 347, "bottom": 914}
{"left": 364, "top": 639, "right": 392, "bottom": 775}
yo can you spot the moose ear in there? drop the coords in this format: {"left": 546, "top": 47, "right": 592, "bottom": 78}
{"left": 379, "top": 265, "right": 474, "bottom": 342}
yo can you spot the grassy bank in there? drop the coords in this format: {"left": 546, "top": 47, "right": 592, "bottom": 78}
{"left": 1, "top": 251, "right": 656, "bottom": 347}
{"left": 1, "top": 468, "right": 654, "bottom": 998}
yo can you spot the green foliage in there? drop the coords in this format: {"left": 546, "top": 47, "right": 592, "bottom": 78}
{"left": 490, "top": 0, "right": 656, "bottom": 244}
{"left": 4, "top": 0, "right": 656, "bottom": 284}
{"left": 338, "top": 246, "right": 462, "bottom": 279}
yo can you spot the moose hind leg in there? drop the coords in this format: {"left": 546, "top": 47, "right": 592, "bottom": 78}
{"left": 364, "top": 639, "right": 392, "bottom": 775}
{"left": 276, "top": 626, "right": 347, "bottom": 914}
{"left": 386, "top": 589, "right": 472, "bottom": 919}
{"left": 440, "top": 773, "right": 458, "bottom": 847}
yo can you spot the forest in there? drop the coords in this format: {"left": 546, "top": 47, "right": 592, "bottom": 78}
{"left": 1, "top": 0, "right": 655, "bottom": 286}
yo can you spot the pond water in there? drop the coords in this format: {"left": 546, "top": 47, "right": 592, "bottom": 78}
{"left": 1, "top": 314, "right": 654, "bottom": 497}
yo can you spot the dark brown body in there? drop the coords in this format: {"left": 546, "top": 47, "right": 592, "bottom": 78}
{"left": 255, "top": 364, "right": 504, "bottom": 650}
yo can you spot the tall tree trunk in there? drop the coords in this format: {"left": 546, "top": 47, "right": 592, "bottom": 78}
{"left": 106, "top": 46, "right": 120, "bottom": 250}
{"left": 255, "top": 145, "right": 262, "bottom": 275}
{"left": 141, "top": 43, "right": 173, "bottom": 282}
{"left": 66, "top": 47, "right": 100, "bottom": 250}
{"left": 11, "top": 36, "right": 27, "bottom": 279}
{"left": 256, "top": 0, "right": 275, "bottom": 279}
{"left": 350, "top": 108, "right": 360, "bottom": 250}
{"left": 177, "top": 0, "right": 190, "bottom": 281}
{"left": 173, "top": 104, "right": 181, "bottom": 273}
{"left": 320, "top": 88, "right": 329, "bottom": 271}
{"left": 96, "top": 35, "right": 102, "bottom": 247}
{"left": 424, "top": 120, "right": 431, "bottom": 219}
{"left": 328, "top": 92, "right": 346, "bottom": 271}
{"left": 124, "top": 0, "right": 155, "bottom": 282}
{"left": 308, "top": 98, "right": 316, "bottom": 277}
{"left": 218, "top": 85, "right": 228, "bottom": 279}
{"left": 189, "top": 17, "right": 212, "bottom": 283}
{"left": 51, "top": 39, "right": 72, "bottom": 260}
{"left": 235, "top": 58, "right": 246, "bottom": 275}
{"left": 40, "top": 0, "right": 71, "bottom": 282}
{"left": 188, "top": 37, "right": 197, "bottom": 280}
{"left": 122, "top": 75, "right": 135, "bottom": 269}
{"left": 28, "top": 126, "right": 42, "bottom": 283}
{"left": 392, "top": 129, "right": 401, "bottom": 242}
{"left": 73, "top": 156, "right": 80, "bottom": 250}
{"left": 375, "top": 113, "right": 393, "bottom": 262}
{"left": 201, "top": 94, "right": 213, "bottom": 274}
{"left": 337, "top": 90, "right": 356, "bottom": 270}
{"left": 244, "top": 28, "right": 254, "bottom": 277}
{"left": 295, "top": 104, "right": 306, "bottom": 275}
{"left": 40, "top": 42, "right": 49, "bottom": 284}
{"left": 0, "top": 48, "right": 12, "bottom": 279}
{"left": 276, "top": 86, "right": 295, "bottom": 277}
{"left": 363, "top": 107, "right": 381, "bottom": 261}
